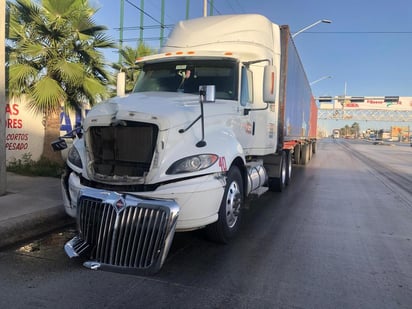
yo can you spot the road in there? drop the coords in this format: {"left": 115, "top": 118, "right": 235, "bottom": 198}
{"left": 0, "top": 138, "right": 411, "bottom": 309}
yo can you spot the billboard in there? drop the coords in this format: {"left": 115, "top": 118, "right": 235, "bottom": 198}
{"left": 318, "top": 96, "right": 412, "bottom": 111}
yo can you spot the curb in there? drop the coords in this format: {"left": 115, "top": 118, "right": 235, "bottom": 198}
{"left": 0, "top": 206, "right": 75, "bottom": 250}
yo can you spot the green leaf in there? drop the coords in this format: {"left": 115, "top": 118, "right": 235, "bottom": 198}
{"left": 52, "top": 60, "right": 85, "bottom": 85}
{"left": 28, "top": 77, "right": 66, "bottom": 114}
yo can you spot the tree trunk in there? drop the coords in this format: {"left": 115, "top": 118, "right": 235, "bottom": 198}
{"left": 42, "top": 110, "right": 64, "bottom": 164}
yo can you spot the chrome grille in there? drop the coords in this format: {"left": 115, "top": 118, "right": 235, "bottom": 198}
{"left": 70, "top": 189, "right": 179, "bottom": 274}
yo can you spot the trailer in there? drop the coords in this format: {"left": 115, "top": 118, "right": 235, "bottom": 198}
{"left": 53, "top": 14, "right": 317, "bottom": 274}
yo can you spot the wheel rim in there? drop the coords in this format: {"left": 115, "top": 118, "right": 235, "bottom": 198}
{"left": 281, "top": 158, "right": 286, "bottom": 184}
{"left": 225, "top": 180, "right": 241, "bottom": 228}
{"left": 287, "top": 154, "right": 292, "bottom": 179}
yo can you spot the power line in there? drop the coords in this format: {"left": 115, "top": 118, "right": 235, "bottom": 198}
{"left": 124, "top": 0, "right": 163, "bottom": 26}
{"left": 208, "top": 0, "right": 223, "bottom": 15}
{"left": 224, "top": 0, "right": 238, "bottom": 14}
{"left": 233, "top": 0, "right": 246, "bottom": 13}
{"left": 122, "top": 36, "right": 168, "bottom": 42}
{"left": 114, "top": 25, "right": 174, "bottom": 31}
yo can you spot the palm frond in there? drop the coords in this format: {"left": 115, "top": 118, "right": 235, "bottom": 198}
{"left": 82, "top": 76, "right": 109, "bottom": 105}
{"left": 8, "top": 64, "right": 39, "bottom": 92}
{"left": 51, "top": 60, "right": 85, "bottom": 86}
{"left": 28, "top": 77, "right": 66, "bottom": 114}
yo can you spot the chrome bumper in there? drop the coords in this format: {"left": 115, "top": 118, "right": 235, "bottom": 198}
{"left": 65, "top": 188, "right": 179, "bottom": 275}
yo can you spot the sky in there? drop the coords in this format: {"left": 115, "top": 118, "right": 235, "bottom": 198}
{"left": 90, "top": 0, "right": 412, "bottom": 133}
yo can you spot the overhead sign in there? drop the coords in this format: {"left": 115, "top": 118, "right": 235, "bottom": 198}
{"left": 318, "top": 96, "right": 412, "bottom": 111}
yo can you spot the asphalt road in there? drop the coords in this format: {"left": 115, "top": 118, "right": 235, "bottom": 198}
{"left": 0, "top": 138, "right": 411, "bottom": 309}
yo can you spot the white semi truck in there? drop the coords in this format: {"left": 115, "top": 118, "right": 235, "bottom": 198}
{"left": 54, "top": 14, "right": 317, "bottom": 274}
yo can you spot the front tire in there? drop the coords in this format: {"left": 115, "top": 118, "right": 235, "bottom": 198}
{"left": 206, "top": 166, "right": 244, "bottom": 243}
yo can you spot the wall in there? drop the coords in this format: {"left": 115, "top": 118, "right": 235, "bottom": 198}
{"left": 5, "top": 96, "right": 81, "bottom": 164}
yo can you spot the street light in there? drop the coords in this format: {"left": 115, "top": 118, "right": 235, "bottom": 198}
{"left": 310, "top": 75, "right": 332, "bottom": 86}
{"left": 292, "top": 19, "right": 332, "bottom": 38}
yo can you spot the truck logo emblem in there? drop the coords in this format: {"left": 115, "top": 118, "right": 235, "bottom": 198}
{"left": 115, "top": 199, "right": 125, "bottom": 210}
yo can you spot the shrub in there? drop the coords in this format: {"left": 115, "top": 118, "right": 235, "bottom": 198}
{"left": 7, "top": 153, "right": 63, "bottom": 178}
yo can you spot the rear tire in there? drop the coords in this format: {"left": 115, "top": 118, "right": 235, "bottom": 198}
{"left": 285, "top": 150, "right": 292, "bottom": 186}
{"left": 206, "top": 166, "right": 243, "bottom": 243}
{"left": 268, "top": 151, "right": 287, "bottom": 192}
{"left": 294, "top": 144, "right": 301, "bottom": 165}
{"left": 312, "top": 141, "right": 317, "bottom": 154}
{"left": 301, "top": 143, "right": 309, "bottom": 165}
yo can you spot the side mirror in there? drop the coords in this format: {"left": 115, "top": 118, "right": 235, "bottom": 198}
{"left": 199, "top": 85, "right": 215, "bottom": 102}
{"left": 51, "top": 138, "right": 68, "bottom": 152}
{"left": 263, "top": 65, "right": 276, "bottom": 103}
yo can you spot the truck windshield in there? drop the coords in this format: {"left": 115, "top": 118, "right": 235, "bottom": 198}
{"left": 133, "top": 60, "right": 238, "bottom": 100}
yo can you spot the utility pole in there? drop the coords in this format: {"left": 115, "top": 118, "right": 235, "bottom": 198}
{"left": 118, "top": 0, "right": 124, "bottom": 63}
{"left": 209, "top": 0, "right": 214, "bottom": 16}
{"left": 203, "top": 0, "right": 207, "bottom": 17}
{"left": 185, "top": 0, "right": 190, "bottom": 19}
{"left": 160, "top": 0, "right": 164, "bottom": 48}
{"left": 0, "top": 0, "right": 6, "bottom": 196}
{"left": 139, "top": 0, "right": 144, "bottom": 44}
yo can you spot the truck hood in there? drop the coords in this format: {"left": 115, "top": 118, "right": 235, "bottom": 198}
{"left": 84, "top": 92, "right": 221, "bottom": 131}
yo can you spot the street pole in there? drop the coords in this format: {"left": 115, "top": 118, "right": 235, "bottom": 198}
{"left": 310, "top": 75, "right": 332, "bottom": 86}
{"left": 203, "top": 0, "right": 207, "bottom": 17}
{"left": 139, "top": 0, "right": 144, "bottom": 44}
{"left": 0, "top": 0, "right": 6, "bottom": 196}
{"left": 118, "top": 0, "right": 124, "bottom": 63}
{"left": 160, "top": 0, "right": 164, "bottom": 48}
{"left": 292, "top": 19, "right": 332, "bottom": 38}
{"left": 185, "top": 0, "right": 190, "bottom": 19}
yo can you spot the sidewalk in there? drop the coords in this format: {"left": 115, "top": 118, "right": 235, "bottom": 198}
{"left": 0, "top": 172, "right": 74, "bottom": 249}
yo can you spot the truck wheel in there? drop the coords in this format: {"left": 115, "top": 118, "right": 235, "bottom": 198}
{"left": 294, "top": 144, "right": 301, "bottom": 165}
{"left": 268, "top": 151, "right": 286, "bottom": 192}
{"left": 206, "top": 166, "right": 243, "bottom": 244}
{"left": 285, "top": 150, "right": 292, "bottom": 186}
{"left": 308, "top": 143, "right": 313, "bottom": 160}
{"left": 301, "top": 143, "right": 309, "bottom": 165}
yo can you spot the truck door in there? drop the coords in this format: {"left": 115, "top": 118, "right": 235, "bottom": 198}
{"left": 233, "top": 66, "right": 255, "bottom": 152}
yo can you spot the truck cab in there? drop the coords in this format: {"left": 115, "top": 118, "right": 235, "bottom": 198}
{"left": 56, "top": 14, "right": 315, "bottom": 274}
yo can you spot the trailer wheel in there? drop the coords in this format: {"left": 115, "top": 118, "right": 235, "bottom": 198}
{"left": 301, "top": 143, "right": 310, "bottom": 165}
{"left": 285, "top": 150, "right": 292, "bottom": 186}
{"left": 206, "top": 166, "right": 243, "bottom": 243}
{"left": 308, "top": 143, "right": 313, "bottom": 160}
{"left": 294, "top": 144, "right": 301, "bottom": 165}
{"left": 268, "top": 151, "right": 287, "bottom": 192}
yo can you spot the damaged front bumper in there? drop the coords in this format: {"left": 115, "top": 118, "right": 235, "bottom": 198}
{"left": 65, "top": 188, "right": 179, "bottom": 275}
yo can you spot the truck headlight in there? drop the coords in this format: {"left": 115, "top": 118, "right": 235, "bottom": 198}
{"left": 67, "top": 146, "right": 82, "bottom": 169}
{"left": 166, "top": 154, "right": 218, "bottom": 174}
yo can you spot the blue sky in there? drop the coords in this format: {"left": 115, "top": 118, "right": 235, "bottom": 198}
{"left": 92, "top": 0, "right": 412, "bottom": 98}
{"left": 91, "top": 0, "right": 412, "bottom": 133}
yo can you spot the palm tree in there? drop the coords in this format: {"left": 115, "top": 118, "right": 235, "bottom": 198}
{"left": 7, "top": 0, "right": 115, "bottom": 163}
{"left": 112, "top": 44, "right": 154, "bottom": 93}
{"left": 351, "top": 122, "right": 360, "bottom": 138}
